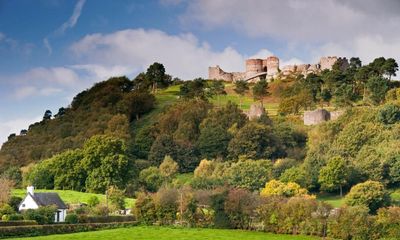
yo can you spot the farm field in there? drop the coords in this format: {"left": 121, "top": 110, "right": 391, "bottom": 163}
{"left": 8, "top": 226, "right": 319, "bottom": 240}
{"left": 12, "top": 189, "right": 135, "bottom": 206}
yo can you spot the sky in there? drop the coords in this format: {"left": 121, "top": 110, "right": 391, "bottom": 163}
{"left": 0, "top": 0, "right": 400, "bottom": 145}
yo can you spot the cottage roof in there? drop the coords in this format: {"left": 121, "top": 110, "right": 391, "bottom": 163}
{"left": 29, "top": 193, "right": 67, "bottom": 209}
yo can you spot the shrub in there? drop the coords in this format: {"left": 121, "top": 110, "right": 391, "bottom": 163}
{"left": 377, "top": 104, "right": 400, "bottom": 125}
{"left": 0, "top": 220, "right": 37, "bottom": 226}
{"left": 87, "top": 196, "right": 100, "bottom": 207}
{"left": 0, "top": 222, "right": 137, "bottom": 238}
{"left": 134, "top": 192, "right": 156, "bottom": 224}
{"left": 0, "top": 204, "right": 15, "bottom": 216}
{"left": 260, "top": 180, "right": 308, "bottom": 197}
{"left": 375, "top": 206, "right": 400, "bottom": 238}
{"left": 224, "top": 188, "right": 258, "bottom": 229}
{"left": 139, "top": 167, "right": 164, "bottom": 192}
{"left": 107, "top": 186, "right": 126, "bottom": 210}
{"left": 159, "top": 155, "right": 179, "bottom": 180}
{"left": 8, "top": 196, "right": 22, "bottom": 212}
{"left": 8, "top": 214, "right": 24, "bottom": 221}
{"left": 65, "top": 213, "right": 79, "bottom": 224}
{"left": 90, "top": 204, "right": 109, "bottom": 216}
{"left": 210, "top": 188, "right": 231, "bottom": 229}
{"left": 328, "top": 205, "right": 376, "bottom": 240}
{"left": 227, "top": 159, "right": 272, "bottom": 191}
{"left": 153, "top": 188, "right": 178, "bottom": 225}
{"left": 77, "top": 215, "right": 135, "bottom": 223}
{"left": 345, "top": 180, "right": 390, "bottom": 213}
{"left": 23, "top": 206, "right": 57, "bottom": 225}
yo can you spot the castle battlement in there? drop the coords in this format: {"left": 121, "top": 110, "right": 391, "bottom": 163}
{"left": 209, "top": 55, "right": 348, "bottom": 82}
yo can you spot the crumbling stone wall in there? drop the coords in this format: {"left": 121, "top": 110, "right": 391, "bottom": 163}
{"left": 304, "top": 109, "right": 344, "bottom": 125}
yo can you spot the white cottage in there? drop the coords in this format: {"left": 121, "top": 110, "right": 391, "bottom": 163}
{"left": 19, "top": 186, "right": 68, "bottom": 223}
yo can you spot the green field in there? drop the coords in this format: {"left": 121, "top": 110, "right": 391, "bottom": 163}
{"left": 316, "top": 194, "right": 344, "bottom": 208}
{"left": 8, "top": 226, "right": 318, "bottom": 240}
{"left": 12, "top": 189, "right": 135, "bottom": 207}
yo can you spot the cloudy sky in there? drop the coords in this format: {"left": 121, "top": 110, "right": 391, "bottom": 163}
{"left": 0, "top": 0, "right": 400, "bottom": 145}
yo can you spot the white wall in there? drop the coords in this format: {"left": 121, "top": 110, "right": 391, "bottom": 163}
{"left": 18, "top": 194, "right": 39, "bottom": 211}
{"left": 54, "top": 209, "right": 67, "bottom": 222}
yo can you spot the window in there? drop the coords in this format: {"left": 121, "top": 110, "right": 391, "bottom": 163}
{"left": 22, "top": 204, "right": 25, "bottom": 207}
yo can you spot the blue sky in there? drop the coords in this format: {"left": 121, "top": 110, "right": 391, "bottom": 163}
{"left": 1, "top": 0, "right": 400, "bottom": 144}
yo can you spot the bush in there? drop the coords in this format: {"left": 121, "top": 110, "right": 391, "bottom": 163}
{"left": 227, "top": 159, "right": 272, "bottom": 191}
{"left": 134, "top": 192, "right": 156, "bottom": 224}
{"left": 0, "top": 220, "right": 37, "bottom": 226}
{"left": 153, "top": 188, "right": 178, "bottom": 225}
{"left": 375, "top": 206, "right": 400, "bottom": 238}
{"left": 0, "top": 222, "right": 137, "bottom": 238}
{"left": 77, "top": 215, "right": 135, "bottom": 223}
{"left": 65, "top": 214, "right": 78, "bottom": 224}
{"left": 0, "top": 204, "right": 15, "bottom": 216}
{"left": 87, "top": 196, "right": 100, "bottom": 207}
{"left": 23, "top": 206, "right": 57, "bottom": 225}
{"left": 139, "top": 167, "right": 164, "bottom": 192}
{"left": 345, "top": 180, "right": 390, "bottom": 213}
{"left": 8, "top": 196, "right": 22, "bottom": 212}
{"left": 224, "top": 188, "right": 258, "bottom": 229}
{"left": 260, "top": 180, "right": 308, "bottom": 197}
{"left": 8, "top": 214, "right": 24, "bottom": 221}
{"left": 328, "top": 205, "right": 376, "bottom": 240}
{"left": 378, "top": 104, "right": 400, "bottom": 125}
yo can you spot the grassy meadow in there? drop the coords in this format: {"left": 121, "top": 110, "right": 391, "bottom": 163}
{"left": 7, "top": 226, "right": 319, "bottom": 240}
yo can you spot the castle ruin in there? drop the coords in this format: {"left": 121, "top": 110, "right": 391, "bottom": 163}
{"left": 209, "top": 56, "right": 348, "bottom": 82}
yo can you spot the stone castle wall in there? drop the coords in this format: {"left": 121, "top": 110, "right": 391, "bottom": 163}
{"left": 209, "top": 55, "right": 347, "bottom": 82}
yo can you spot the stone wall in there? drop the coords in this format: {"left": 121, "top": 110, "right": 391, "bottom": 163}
{"left": 208, "top": 55, "right": 348, "bottom": 82}
{"left": 303, "top": 109, "right": 344, "bottom": 125}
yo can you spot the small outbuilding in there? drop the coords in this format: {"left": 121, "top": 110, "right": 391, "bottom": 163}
{"left": 19, "top": 186, "right": 68, "bottom": 223}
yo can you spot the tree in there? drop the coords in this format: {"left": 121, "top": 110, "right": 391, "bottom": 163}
{"left": 209, "top": 81, "right": 226, "bottom": 107}
{"left": 139, "top": 167, "right": 164, "bottom": 192}
{"left": 196, "top": 125, "right": 231, "bottom": 159}
{"left": 179, "top": 78, "right": 208, "bottom": 100}
{"left": 382, "top": 58, "right": 398, "bottom": 80}
{"left": 82, "top": 135, "right": 134, "bottom": 193}
{"left": 234, "top": 80, "right": 249, "bottom": 109}
{"left": 252, "top": 79, "right": 269, "bottom": 107}
{"left": 260, "top": 180, "right": 308, "bottom": 197}
{"left": 366, "top": 75, "right": 388, "bottom": 105}
{"left": 107, "top": 186, "right": 126, "bottom": 210}
{"left": 318, "top": 156, "right": 349, "bottom": 197}
{"left": 227, "top": 159, "right": 272, "bottom": 191}
{"left": 145, "top": 62, "right": 170, "bottom": 92}
{"left": 228, "top": 122, "right": 282, "bottom": 160}
{"left": 224, "top": 188, "right": 258, "bottom": 229}
{"left": 345, "top": 180, "right": 390, "bottom": 213}
{"left": 159, "top": 155, "right": 179, "bottom": 180}
{"left": 42, "top": 110, "right": 52, "bottom": 120}
{"left": 0, "top": 177, "right": 13, "bottom": 206}
{"left": 105, "top": 114, "right": 130, "bottom": 140}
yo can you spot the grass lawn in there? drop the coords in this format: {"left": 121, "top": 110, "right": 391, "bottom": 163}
{"left": 8, "top": 226, "right": 319, "bottom": 240}
{"left": 12, "top": 189, "right": 135, "bottom": 207}
{"left": 316, "top": 194, "right": 344, "bottom": 208}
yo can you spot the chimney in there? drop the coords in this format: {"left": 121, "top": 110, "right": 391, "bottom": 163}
{"left": 27, "top": 186, "right": 34, "bottom": 196}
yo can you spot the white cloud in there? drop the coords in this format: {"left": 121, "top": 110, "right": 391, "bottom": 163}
{"left": 179, "top": 0, "right": 400, "bottom": 74}
{"left": 249, "top": 49, "right": 274, "bottom": 59}
{"left": 0, "top": 116, "right": 42, "bottom": 148}
{"left": 56, "top": 0, "right": 86, "bottom": 35}
{"left": 43, "top": 38, "right": 52, "bottom": 55}
{"left": 5, "top": 67, "right": 80, "bottom": 100}
{"left": 70, "top": 28, "right": 246, "bottom": 79}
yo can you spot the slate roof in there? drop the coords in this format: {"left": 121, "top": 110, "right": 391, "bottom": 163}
{"left": 29, "top": 193, "right": 67, "bottom": 209}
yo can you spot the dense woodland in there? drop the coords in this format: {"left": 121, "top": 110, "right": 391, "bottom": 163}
{"left": 0, "top": 58, "right": 400, "bottom": 239}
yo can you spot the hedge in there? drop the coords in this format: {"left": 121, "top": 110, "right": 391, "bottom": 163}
{"left": 0, "top": 220, "right": 38, "bottom": 227}
{"left": 0, "top": 221, "right": 137, "bottom": 238}
{"left": 77, "top": 215, "right": 136, "bottom": 223}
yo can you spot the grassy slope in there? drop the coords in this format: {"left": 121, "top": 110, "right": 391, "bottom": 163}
{"left": 8, "top": 226, "right": 318, "bottom": 240}
{"left": 12, "top": 189, "right": 135, "bottom": 207}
